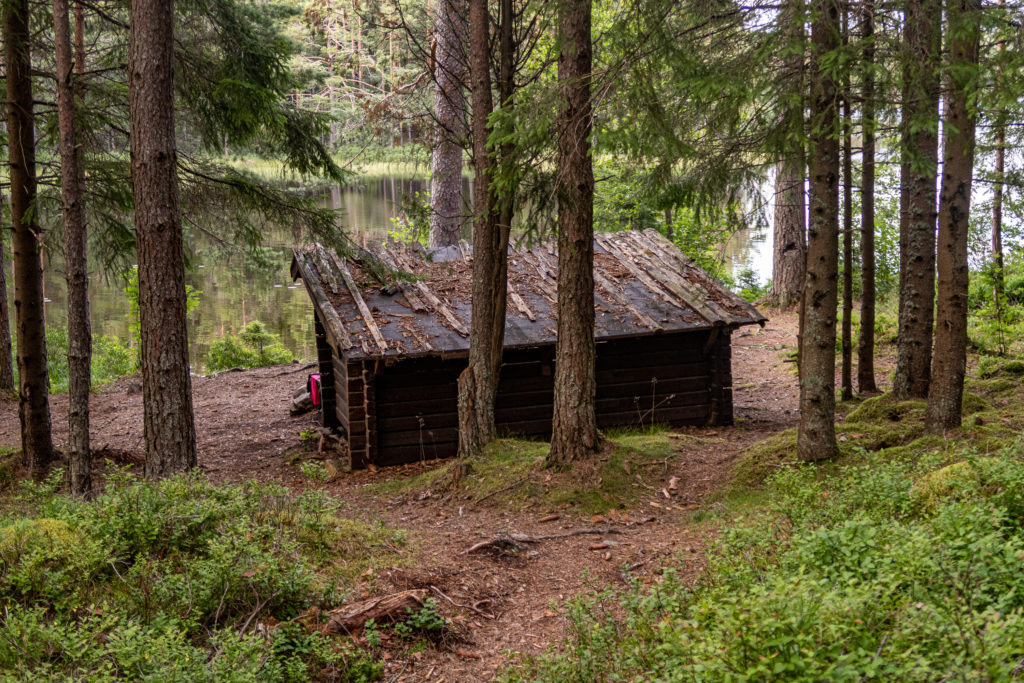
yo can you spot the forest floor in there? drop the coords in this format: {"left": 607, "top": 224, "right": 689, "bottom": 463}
{"left": 0, "top": 309, "right": 892, "bottom": 681}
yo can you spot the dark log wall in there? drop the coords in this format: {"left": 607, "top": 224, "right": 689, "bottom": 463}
{"left": 328, "top": 329, "right": 736, "bottom": 468}
{"left": 314, "top": 312, "right": 339, "bottom": 430}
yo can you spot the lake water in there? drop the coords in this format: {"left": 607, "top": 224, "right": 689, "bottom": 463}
{"left": 29, "top": 174, "right": 768, "bottom": 372}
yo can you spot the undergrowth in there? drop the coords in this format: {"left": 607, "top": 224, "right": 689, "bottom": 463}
{"left": 0, "top": 468, "right": 409, "bottom": 681}
{"left": 504, "top": 359, "right": 1024, "bottom": 681}
{"left": 505, "top": 437, "right": 1024, "bottom": 681}
{"left": 366, "top": 428, "right": 682, "bottom": 515}
{"left": 731, "top": 359, "right": 1024, "bottom": 489}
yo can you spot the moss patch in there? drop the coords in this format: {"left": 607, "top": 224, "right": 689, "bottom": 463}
{"left": 846, "top": 394, "right": 927, "bottom": 425}
{"left": 910, "top": 461, "right": 978, "bottom": 515}
{"left": 366, "top": 431, "right": 681, "bottom": 515}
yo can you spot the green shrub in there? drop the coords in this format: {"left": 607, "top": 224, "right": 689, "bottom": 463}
{"left": 13, "top": 328, "right": 139, "bottom": 394}
{"left": 505, "top": 443, "right": 1024, "bottom": 682}
{"left": 0, "top": 469, "right": 393, "bottom": 681}
{"left": 205, "top": 321, "right": 293, "bottom": 372}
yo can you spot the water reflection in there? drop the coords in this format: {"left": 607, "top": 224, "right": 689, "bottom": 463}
{"left": 24, "top": 174, "right": 769, "bottom": 375}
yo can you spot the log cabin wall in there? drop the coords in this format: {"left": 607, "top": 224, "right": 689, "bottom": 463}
{"left": 314, "top": 312, "right": 339, "bottom": 431}
{"left": 335, "top": 329, "right": 734, "bottom": 468}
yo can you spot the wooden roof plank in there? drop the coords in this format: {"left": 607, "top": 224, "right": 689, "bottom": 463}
{"left": 594, "top": 232, "right": 686, "bottom": 311}
{"left": 332, "top": 252, "right": 390, "bottom": 354}
{"left": 619, "top": 231, "right": 736, "bottom": 324}
{"left": 374, "top": 246, "right": 431, "bottom": 314}
{"left": 594, "top": 270, "right": 661, "bottom": 330}
{"left": 613, "top": 233, "right": 725, "bottom": 325}
{"left": 641, "top": 229, "right": 767, "bottom": 325}
{"left": 292, "top": 251, "right": 352, "bottom": 350}
{"left": 387, "top": 248, "right": 469, "bottom": 336}
{"left": 311, "top": 244, "right": 341, "bottom": 294}
{"left": 509, "top": 287, "right": 536, "bottom": 322}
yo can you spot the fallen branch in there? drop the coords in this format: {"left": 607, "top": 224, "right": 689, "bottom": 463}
{"left": 461, "top": 528, "right": 623, "bottom": 555}
{"left": 273, "top": 361, "right": 318, "bottom": 377}
{"left": 428, "top": 585, "right": 495, "bottom": 620}
{"left": 472, "top": 476, "right": 528, "bottom": 505}
{"left": 321, "top": 589, "right": 428, "bottom": 634}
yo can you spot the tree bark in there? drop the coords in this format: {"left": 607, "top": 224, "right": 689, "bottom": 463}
{"left": 6, "top": 0, "right": 56, "bottom": 472}
{"left": 0, "top": 199, "right": 13, "bottom": 393}
{"left": 840, "top": 5, "right": 852, "bottom": 402}
{"left": 797, "top": 0, "right": 840, "bottom": 463}
{"left": 429, "top": 0, "right": 467, "bottom": 248}
{"left": 925, "top": 0, "right": 979, "bottom": 434}
{"left": 548, "top": 0, "right": 600, "bottom": 466}
{"left": 55, "top": 0, "right": 92, "bottom": 496}
{"left": 768, "top": 0, "right": 806, "bottom": 311}
{"left": 892, "top": 0, "right": 940, "bottom": 400}
{"left": 857, "top": 0, "right": 878, "bottom": 394}
{"left": 129, "top": 0, "right": 197, "bottom": 477}
{"left": 456, "top": 0, "right": 509, "bottom": 458}
{"left": 991, "top": 0, "right": 1006, "bottom": 304}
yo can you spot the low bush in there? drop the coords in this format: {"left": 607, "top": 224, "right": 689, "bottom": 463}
{"left": 505, "top": 443, "right": 1024, "bottom": 682}
{"left": 205, "top": 320, "right": 293, "bottom": 372}
{"left": 13, "top": 328, "right": 138, "bottom": 394}
{"left": 0, "top": 468, "right": 404, "bottom": 681}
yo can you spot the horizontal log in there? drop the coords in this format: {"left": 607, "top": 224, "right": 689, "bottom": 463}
{"left": 375, "top": 442, "right": 458, "bottom": 466}
{"left": 596, "top": 362, "right": 708, "bottom": 385}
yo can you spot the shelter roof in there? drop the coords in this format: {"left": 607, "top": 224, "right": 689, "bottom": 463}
{"left": 291, "top": 228, "right": 766, "bottom": 361}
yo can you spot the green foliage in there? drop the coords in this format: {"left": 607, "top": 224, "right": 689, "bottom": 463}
{"left": 0, "top": 469, "right": 399, "bottom": 681}
{"left": 23, "top": 328, "right": 138, "bottom": 394}
{"left": 122, "top": 266, "right": 202, "bottom": 353}
{"left": 505, "top": 443, "right": 1024, "bottom": 682}
{"left": 13, "top": 329, "right": 138, "bottom": 395}
{"left": 205, "top": 320, "right": 293, "bottom": 372}
{"left": 393, "top": 598, "right": 448, "bottom": 641}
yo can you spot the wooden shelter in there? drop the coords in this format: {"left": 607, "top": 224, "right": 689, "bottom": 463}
{"left": 291, "top": 229, "right": 766, "bottom": 469}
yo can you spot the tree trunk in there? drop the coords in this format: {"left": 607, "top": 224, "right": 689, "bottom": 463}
{"left": 129, "top": 0, "right": 197, "bottom": 477}
{"left": 456, "top": 0, "right": 509, "bottom": 458}
{"left": 925, "top": 0, "right": 979, "bottom": 434}
{"left": 856, "top": 0, "right": 878, "bottom": 394}
{"left": 796, "top": 0, "right": 840, "bottom": 463}
{"left": 6, "top": 0, "right": 55, "bottom": 472}
{"left": 768, "top": 0, "right": 806, "bottom": 311}
{"left": 55, "top": 0, "right": 92, "bottom": 496}
{"left": 548, "top": 0, "right": 600, "bottom": 466}
{"left": 429, "top": 0, "right": 466, "bottom": 248}
{"left": 0, "top": 198, "right": 14, "bottom": 392}
{"left": 991, "top": 0, "right": 1006, "bottom": 305}
{"left": 892, "top": 0, "right": 940, "bottom": 400}
{"left": 840, "top": 5, "right": 852, "bottom": 402}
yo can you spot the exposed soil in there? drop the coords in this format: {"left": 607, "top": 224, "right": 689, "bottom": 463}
{"left": 0, "top": 309, "right": 864, "bottom": 681}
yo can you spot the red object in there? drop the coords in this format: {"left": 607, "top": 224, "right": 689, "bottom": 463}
{"left": 309, "top": 373, "right": 321, "bottom": 406}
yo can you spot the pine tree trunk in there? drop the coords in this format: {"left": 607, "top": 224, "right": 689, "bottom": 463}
{"left": 771, "top": 162, "right": 807, "bottom": 311}
{"left": 456, "top": 0, "right": 509, "bottom": 458}
{"left": 840, "top": 5, "right": 852, "bottom": 402}
{"left": 768, "top": 0, "right": 806, "bottom": 311}
{"left": 925, "top": 0, "right": 979, "bottom": 434}
{"left": 55, "top": 0, "right": 92, "bottom": 496}
{"left": 429, "top": 0, "right": 466, "bottom": 248}
{"left": 0, "top": 198, "right": 14, "bottom": 392}
{"left": 797, "top": 0, "right": 840, "bottom": 463}
{"left": 991, "top": 0, "right": 1006, "bottom": 303}
{"left": 129, "top": 0, "right": 197, "bottom": 478}
{"left": 856, "top": 0, "right": 878, "bottom": 394}
{"left": 841, "top": 86, "right": 852, "bottom": 402}
{"left": 892, "top": 0, "right": 940, "bottom": 401}
{"left": 548, "top": 0, "right": 600, "bottom": 466}
{"left": 6, "top": 0, "right": 55, "bottom": 472}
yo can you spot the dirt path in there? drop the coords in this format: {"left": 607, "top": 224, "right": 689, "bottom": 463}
{"left": 0, "top": 310, "right": 811, "bottom": 681}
